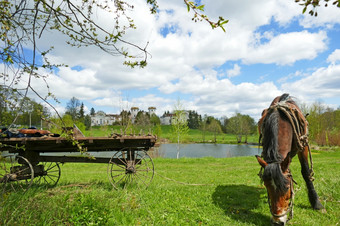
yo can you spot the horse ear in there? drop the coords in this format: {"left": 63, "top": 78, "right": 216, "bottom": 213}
{"left": 256, "top": 155, "right": 268, "bottom": 168}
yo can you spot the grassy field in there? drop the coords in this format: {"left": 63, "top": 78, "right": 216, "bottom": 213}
{"left": 83, "top": 125, "right": 259, "bottom": 144}
{"left": 1, "top": 148, "right": 339, "bottom": 225}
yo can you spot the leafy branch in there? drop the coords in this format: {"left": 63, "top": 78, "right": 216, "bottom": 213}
{"left": 295, "top": 0, "right": 340, "bottom": 16}
{"left": 184, "top": 0, "right": 228, "bottom": 32}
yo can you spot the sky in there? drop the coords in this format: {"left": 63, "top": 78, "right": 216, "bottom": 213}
{"left": 6, "top": 0, "right": 340, "bottom": 121}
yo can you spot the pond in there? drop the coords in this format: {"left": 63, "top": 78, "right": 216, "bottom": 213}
{"left": 152, "top": 143, "right": 262, "bottom": 158}
{"left": 11, "top": 143, "right": 261, "bottom": 159}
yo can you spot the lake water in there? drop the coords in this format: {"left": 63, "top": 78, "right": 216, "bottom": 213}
{"left": 152, "top": 143, "right": 262, "bottom": 158}
{"left": 3, "top": 143, "right": 262, "bottom": 159}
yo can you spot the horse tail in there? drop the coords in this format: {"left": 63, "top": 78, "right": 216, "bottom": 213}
{"left": 261, "top": 108, "right": 288, "bottom": 193}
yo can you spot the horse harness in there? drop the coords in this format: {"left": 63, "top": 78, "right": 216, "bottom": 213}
{"left": 258, "top": 101, "right": 315, "bottom": 179}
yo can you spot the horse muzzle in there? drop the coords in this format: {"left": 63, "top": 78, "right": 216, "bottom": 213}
{"left": 271, "top": 215, "right": 288, "bottom": 226}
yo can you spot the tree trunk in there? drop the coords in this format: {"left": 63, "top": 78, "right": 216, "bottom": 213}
{"left": 176, "top": 135, "right": 180, "bottom": 159}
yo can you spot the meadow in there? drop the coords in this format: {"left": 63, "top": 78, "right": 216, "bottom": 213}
{"left": 1, "top": 147, "right": 339, "bottom": 225}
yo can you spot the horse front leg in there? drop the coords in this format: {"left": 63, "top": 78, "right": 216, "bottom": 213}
{"left": 298, "top": 147, "right": 324, "bottom": 210}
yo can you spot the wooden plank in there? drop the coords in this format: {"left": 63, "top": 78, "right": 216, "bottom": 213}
{"left": 37, "top": 156, "right": 141, "bottom": 165}
{"left": 38, "top": 156, "right": 111, "bottom": 163}
{"left": 0, "top": 135, "right": 157, "bottom": 153}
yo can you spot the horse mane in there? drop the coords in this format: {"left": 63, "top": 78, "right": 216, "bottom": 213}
{"left": 261, "top": 93, "right": 291, "bottom": 193}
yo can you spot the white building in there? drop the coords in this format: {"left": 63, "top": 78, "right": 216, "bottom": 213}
{"left": 90, "top": 107, "right": 159, "bottom": 126}
{"left": 148, "top": 107, "right": 156, "bottom": 115}
{"left": 130, "top": 107, "right": 139, "bottom": 124}
{"left": 160, "top": 111, "right": 189, "bottom": 125}
{"left": 130, "top": 107, "right": 157, "bottom": 123}
{"left": 91, "top": 111, "right": 120, "bottom": 126}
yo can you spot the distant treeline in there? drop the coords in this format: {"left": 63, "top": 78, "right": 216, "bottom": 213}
{"left": 303, "top": 102, "right": 340, "bottom": 146}
{"left": 1, "top": 93, "right": 339, "bottom": 146}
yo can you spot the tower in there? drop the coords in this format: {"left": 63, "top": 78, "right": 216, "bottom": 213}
{"left": 131, "top": 107, "right": 139, "bottom": 123}
{"left": 148, "top": 107, "right": 156, "bottom": 115}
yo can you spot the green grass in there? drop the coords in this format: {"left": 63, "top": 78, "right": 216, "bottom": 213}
{"left": 83, "top": 125, "right": 259, "bottom": 144}
{"left": 1, "top": 148, "right": 339, "bottom": 225}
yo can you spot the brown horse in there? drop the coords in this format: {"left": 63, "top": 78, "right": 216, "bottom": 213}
{"left": 256, "top": 93, "right": 324, "bottom": 225}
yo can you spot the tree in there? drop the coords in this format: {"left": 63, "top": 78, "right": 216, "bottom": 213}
{"left": 84, "top": 114, "right": 91, "bottom": 130}
{"left": 90, "top": 107, "right": 96, "bottom": 116}
{"left": 221, "top": 116, "right": 229, "bottom": 133}
{"left": 171, "top": 99, "right": 189, "bottom": 159}
{"left": 206, "top": 118, "right": 223, "bottom": 143}
{"left": 304, "top": 101, "right": 340, "bottom": 146}
{"left": 187, "top": 110, "right": 201, "bottom": 129}
{"left": 150, "top": 114, "right": 161, "bottom": 126}
{"left": 135, "top": 111, "right": 151, "bottom": 130}
{"left": 78, "top": 102, "right": 85, "bottom": 122}
{"left": 0, "top": 86, "right": 18, "bottom": 126}
{"left": 119, "top": 110, "right": 131, "bottom": 132}
{"left": 226, "top": 113, "right": 256, "bottom": 143}
{"left": 240, "top": 114, "right": 256, "bottom": 143}
{"left": 200, "top": 114, "right": 208, "bottom": 143}
{"left": 65, "top": 97, "right": 81, "bottom": 121}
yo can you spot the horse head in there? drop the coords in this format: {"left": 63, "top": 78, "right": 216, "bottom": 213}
{"left": 256, "top": 155, "right": 294, "bottom": 225}
{"left": 257, "top": 93, "right": 297, "bottom": 225}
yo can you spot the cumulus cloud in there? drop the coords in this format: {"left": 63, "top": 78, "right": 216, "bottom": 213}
{"left": 281, "top": 64, "right": 340, "bottom": 100}
{"left": 244, "top": 31, "right": 327, "bottom": 65}
{"left": 226, "top": 64, "right": 241, "bottom": 78}
{"left": 299, "top": 5, "right": 340, "bottom": 28}
{"left": 327, "top": 49, "right": 340, "bottom": 64}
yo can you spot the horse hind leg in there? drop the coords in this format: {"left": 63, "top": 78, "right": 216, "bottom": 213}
{"left": 298, "top": 148, "right": 325, "bottom": 210}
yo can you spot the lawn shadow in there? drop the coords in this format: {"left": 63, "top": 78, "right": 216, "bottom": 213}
{"left": 212, "top": 184, "right": 269, "bottom": 226}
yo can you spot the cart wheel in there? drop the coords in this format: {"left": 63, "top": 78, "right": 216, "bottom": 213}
{"left": 0, "top": 155, "right": 34, "bottom": 197}
{"left": 108, "top": 148, "right": 154, "bottom": 189}
{"left": 34, "top": 162, "right": 61, "bottom": 187}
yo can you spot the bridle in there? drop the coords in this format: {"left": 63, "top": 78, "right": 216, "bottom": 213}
{"left": 259, "top": 168, "right": 296, "bottom": 222}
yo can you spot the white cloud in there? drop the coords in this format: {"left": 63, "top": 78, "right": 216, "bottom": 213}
{"left": 244, "top": 31, "right": 328, "bottom": 65}
{"left": 226, "top": 64, "right": 241, "bottom": 78}
{"left": 159, "top": 71, "right": 281, "bottom": 119}
{"left": 327, "top": 49, "right": 340, "bottom": 64}
{"left": 281, "top": 64, "right": 340, "bottom": 100}
{"left": 299, "top": 5, "right": 340, "bottom": 28}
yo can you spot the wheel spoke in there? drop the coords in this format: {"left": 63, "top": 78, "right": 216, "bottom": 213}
{"left": 33, "top": 162, "right": 61, "bottom": 187}
{"left": 107, "top": 149, "right": 154, "bottom": 189}
{"left": 0, "top": 155, "right": 34, "bottom": 197}
{"left": 110, "top": 171, "right": 126, "bottom": 178}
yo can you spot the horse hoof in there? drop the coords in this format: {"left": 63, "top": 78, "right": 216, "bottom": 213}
{"left": 313, "top": 201, "right": 325, "bottom": 211}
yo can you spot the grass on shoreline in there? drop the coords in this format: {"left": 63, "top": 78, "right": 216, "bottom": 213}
{"left": 84, "top": 125, "right": 259, "bottom": 144}
{"left": 1, "top": 148, "right": 339, "bottom": 225}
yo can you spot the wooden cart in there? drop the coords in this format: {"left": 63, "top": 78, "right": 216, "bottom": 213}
{"left": 0, "top": 134, "right": 157, "bottom": 194}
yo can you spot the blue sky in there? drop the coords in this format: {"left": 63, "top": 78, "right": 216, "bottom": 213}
{"left": 4, "top": 0, "right": 340, "bottom": 121}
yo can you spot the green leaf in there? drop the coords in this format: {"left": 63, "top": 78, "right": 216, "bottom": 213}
{"left": 302, "top": 6, "right": 307, "bottom": 13}
{"left": 197, "top": 5, "right": 205, "bottom": 11}
{"left": 220, "top": 20, "right": 229, "bottom": 26}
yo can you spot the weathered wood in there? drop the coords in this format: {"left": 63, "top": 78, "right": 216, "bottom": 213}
{"left": 0, "top": 135, "right": 157, "bottom": 153}
{"left": 37, "top": 156, "right": 142, "bottom": 165}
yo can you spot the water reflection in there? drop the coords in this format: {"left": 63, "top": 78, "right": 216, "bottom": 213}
{"left": 151, "top": 143, "right": 262, "bottom": 158}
